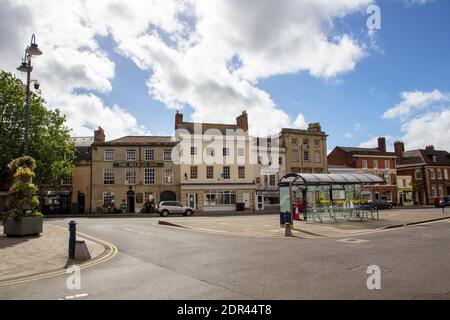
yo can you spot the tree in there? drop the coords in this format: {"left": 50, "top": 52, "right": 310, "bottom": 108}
{"left": 0, "top": 70, "right": 75, "bottom": 188}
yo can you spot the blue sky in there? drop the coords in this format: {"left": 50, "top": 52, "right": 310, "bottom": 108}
{"left": 2, "top": 0, "right": 449, "bottom": 151}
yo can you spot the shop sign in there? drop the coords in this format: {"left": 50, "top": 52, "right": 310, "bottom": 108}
{"left": 113, "top": 162, "right": 164, "bottom": 168}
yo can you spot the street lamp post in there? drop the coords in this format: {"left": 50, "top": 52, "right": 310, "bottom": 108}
{"left": 17, "top": 34, "right": 43, "bottom": 155}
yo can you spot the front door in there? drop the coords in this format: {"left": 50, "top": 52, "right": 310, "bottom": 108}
{"left": 243, "top": 192, "right": 250, "bottom": 208}
{"left": 256, "top": 195, "right": 264, "bottom": 210}
{"left": 127, "top": 191, "right": 135, "bottom": 213}
{"left": 188, "top": 193, "right": 198, "bottom": 209}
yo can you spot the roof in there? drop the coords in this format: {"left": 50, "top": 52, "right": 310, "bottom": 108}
{"left": 339, "top": 147, "right": 381, "bottom": 153}
{"left": 70, "top": 137, "right": 94, "bottom": 147}
{"left": 177, "top": 122, "right": 239, "bottom": 134}
{"left": 97, "top": 136, "right": 176, "bottom": 146}
{"left": 280, "top": 173, "right": 385, "bottom": 185}
{"left": 399, "top": 149, "right": 450, "bottom": 167}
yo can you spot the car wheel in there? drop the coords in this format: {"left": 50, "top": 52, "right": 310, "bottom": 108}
{"left": 184, "top": 209, "right": 193, "bottom": 216}
{"left": 160, "top": 210, "right": 169, "bottom": 217}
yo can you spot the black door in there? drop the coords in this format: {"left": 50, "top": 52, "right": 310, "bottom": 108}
{"left": 127, "top": 190, "right": 135, "bottom": 213}
{"left": 77, "top": 192, "right": 85, "bottom": 214}
{"left": 160, "top": 190, "right": 176, "bottom": 202}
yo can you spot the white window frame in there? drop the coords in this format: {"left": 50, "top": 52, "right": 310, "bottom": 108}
{"left": 223, "top": 166, "right": 230, "bottom": 180}
{"left": 303, "top": 151, "right": 309, "bottom": 161}
{"left": 190, "top": 166, "right": 198, "bottom": 179}
{"left": 437, "top": 169, "right": 442, "bottom": 180}
{"left": 384, "top": 160, "right": 390, "bottom": 169}
{"left": 190, "top": 147, "right": 197, "bottom": 156}
{"left": 126, "top": 149, "right": 137, "bottom": 161}
{"left": 163, "top": 150, "right": 172, "bottom": 161}
{"left": 206, "top": 166, "right": 214, "bottom": 179}
{"left": 103, "top": 168, "right": 115, "bottom": 184}
{"left": 362, "top": 159, "right": 368, "bottom": 169}
{"left": 163, "top": 168, "right": 173, "bottom": 185}
{"left": 61, "top": 176, "right": 72, "bottom": 186}
{"left": 430, "top": 169, "right": 435, "bottom": 180}
{"left": 238, "top": 166, "right": 245, "bottom": 179}
{"left": 415, "top": 169, "right": 422, "bottom": 180}
{"left": 145, "top": 149, "right": 155, "bottom": 161}
{"left": 445, "top": 169, "right": 449, "bottom": 180}
{"left": 205, "top": 147, "right": 215, "bottom": 157}
{"left": 104, "top": 150, "right": 115, "bottom": 161}
{"left": 103, "top": 192, "right": 115, "bottom": 205}
{"left": 223, "top": 147, "right": 230, "bottom": 156}
{"left": 237, "top": 148, "right": 245, "bottom": 157}
{"left": 125, "top": 168, "right": 137, "bottom": 185}
{"left": 144, "top": 168, "right": 155, "bottom": 185}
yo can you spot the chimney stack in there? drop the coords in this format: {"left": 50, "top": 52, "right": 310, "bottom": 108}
{"left": 394, "top": 141, "right": 404, "bottom": 162}
{"left": 236, "top": 110, "right": 248, "bottom": 132}
{"left": 377, "top": 137, "right": 386, "bottom": 153}
{"left": 308, "top": 123, "right": 322, "bottom": 132}
{"left": 94, "top": 127, "right": 105, "bottom": 144}
{"left": 425, "top": 145, "right": 435, "bottom": 151}
{"left": 175, "top": 110, "right": 183, "bottom": 129}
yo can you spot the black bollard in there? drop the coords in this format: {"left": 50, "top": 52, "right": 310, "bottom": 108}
{"left": 68, "top": 220, "right": 77, "bottom": 259}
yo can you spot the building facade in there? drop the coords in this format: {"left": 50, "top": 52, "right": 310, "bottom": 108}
{"left": 327, "top": 137, "right": 398, "bottom": 204}
{"left": 90, "top": 128, "right": 180, "bottom": 213}
{"left": 395, "top": 142, "right": 450, "bottom": 205}
{"left": 175, "top": 111, "right": 256, "bottom": 212}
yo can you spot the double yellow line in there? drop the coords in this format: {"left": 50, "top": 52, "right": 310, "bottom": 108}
{"left": 0, "top": 230, "right": 118, "bottom": 287}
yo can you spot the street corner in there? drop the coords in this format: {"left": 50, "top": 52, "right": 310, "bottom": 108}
{"left": 0, "top": 222, "right": 117, "bottom": 287}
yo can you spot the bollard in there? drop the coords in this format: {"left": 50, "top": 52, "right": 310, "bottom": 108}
{"left": 68, "top": 220, "right": 77, "bottom": 259}
{"left": 285, "top": 223, "right": 292, "bottom": 237}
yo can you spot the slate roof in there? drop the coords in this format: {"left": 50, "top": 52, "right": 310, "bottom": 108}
{"left": 97, "top": 136, "right": 176, "bottom": 146}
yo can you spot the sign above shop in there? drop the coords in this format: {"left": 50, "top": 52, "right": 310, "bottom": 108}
{"left": 113, "top": 162, "right": 164, "bottom": 168}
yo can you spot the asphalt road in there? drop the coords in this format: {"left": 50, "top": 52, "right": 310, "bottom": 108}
{"left": 1, "top": 216, "right": 450, "bottom": 300}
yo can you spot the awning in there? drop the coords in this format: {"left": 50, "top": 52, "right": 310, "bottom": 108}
{"left": 279, "top": 173, "right": 385, "bottom": 186}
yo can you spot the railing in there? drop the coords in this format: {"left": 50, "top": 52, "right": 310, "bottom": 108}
{"left": 305, "top": 204, "right": 378, "bottom": 223}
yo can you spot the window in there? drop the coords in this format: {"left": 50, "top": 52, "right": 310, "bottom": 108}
{"left": 144, "top": 168, "right": 155, "bottom": 185}
{"left": 145, "top": 149, "right": 155, "bottom": 161}
{"left": 103, "top": 168, "right": 115, "bottom": 184}
{"left": 163, "top": 168, "right": 173, "bottom": 185}
{"left": 431, "top": 185, "right": 437, "bottom": 197}
{"left": 190, "top": 166, "right": 198, "bottom": 179}
{"left": 104, "top": 150, "right": 115, "bottom": 161}
{"left": 103, "top": 192, "right": 115, "bottom": 205}
{"left": 430, "top": 169, "right": 435, "bottom": 180}
{"left": 205, "top": 147, "right": 215, "bottom": 157}
{"left": 402, "top": 179, "right": 407, "bottom": 187}
{"left": 291, "top": 138, "right": 298, "bottom": 145}
{"left": 267, "top": 175, "right": 276, "bottom": 187}
{"left": 303, "top": 138, "right": 309, "bottom": 146}
{"left": 206, "top": 166, "right": 214, "bottom": 179}
{"left": 314, "top": 139, "right": 320, "bottom": 147}
{"left": 315, "top": 151, "right": 321, "bottom": 163}
{"left": 373, "top": 160, "right": 378, "bottom": 169}
{"left": 437, "top": 169, "right": 442, "bottom": 180}
{"left": 438, "top": 186, "right": 443, "bottom": 197}
{"left": 384, "top": 160, "right": 390, "bottom": 169}
{"left": 432, "top": 155, "right": 437, "bottom": 163}
{"left": 362, "top": 160, "right": 368, "bottom": 169}
{"left": 125, "top": 168, "right": 136, "bottom": 185}
{"left": 415, "top": 170, "right": 422, "bottom": 180}
{"left": 190, "top": 147, "right": 197, "bottom": 155}
{"left": 238, "top": 166, "right": 245, "bottom": 179}
{"left": 61, "top": 176, "right": 72, "bottom": 186}
{"left": 279, "top": 157, "right": 282, "bottom": 165}
{"left": 223, "top": 166, "right": 230, "bottom": 179}
{"left": 126, "top": 149, "right": 137, "bottom": 161}
{"left": 218, "top": 190, "right": 236, "bottom": 205}
{"left": 163, "top": 150, "right": 172, "bottom": 161}
{"left": 303, "top": 151, "right": 309, "bottom": 161}
{"left": 237, "top": 148, "right": 245, "bottom": 157}
{"left": 445, "top": 169, "right": 449, "bottom": 180}
{"left": 204, "top": 191, "right": 217, "bottom": 206}
{"left": 223, "top": 148, "right": 230, "bottom": 156}
{"left": 292, "top": 150, "right": 299, "bottom": 162}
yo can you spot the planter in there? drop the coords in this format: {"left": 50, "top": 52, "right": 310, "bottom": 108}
{"left": 3, "top": 216, "right": 43, "bottom": 236}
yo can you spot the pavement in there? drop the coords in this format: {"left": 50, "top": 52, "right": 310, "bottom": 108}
{"left": 0, "top": 223, "right": 106, "bottom": 284}
{"left": 158, "top": 208, "right": 450, "bottom": 238}
{"left": 1, "top": 215, "right": 450, "bottom": 299}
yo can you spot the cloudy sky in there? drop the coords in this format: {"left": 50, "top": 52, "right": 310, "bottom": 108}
{"left": 1, "top": 0, "right": 449, "bottom": 152}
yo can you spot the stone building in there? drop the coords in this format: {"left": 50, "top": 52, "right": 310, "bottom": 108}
{"left": 90, "top": 128, "right": 180, "bottom": 213}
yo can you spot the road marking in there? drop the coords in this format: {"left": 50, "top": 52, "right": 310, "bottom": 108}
{"left": 120, "top": 227, "right": 154, "bottom": 236}
{"left": 58, "top": 293, "right": 89, "bottom": 300}
{"left": 336, "top": 238, "right": 369, "bottom": 244}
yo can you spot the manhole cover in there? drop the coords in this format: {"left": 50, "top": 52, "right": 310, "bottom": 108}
{"left": 336, "top": 238, "right": 369, "bottom": 244}
{"left": 349, "top": 265, "right": 393, "bottom": 273}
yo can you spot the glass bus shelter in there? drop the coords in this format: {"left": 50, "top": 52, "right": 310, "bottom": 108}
{"left": 279, "top": 173, "right": 385, "bottom": 224}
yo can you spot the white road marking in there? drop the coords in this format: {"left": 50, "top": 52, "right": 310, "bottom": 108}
{"left": 58, "top": 293, "right": 89, "bottom": 300}
{"left": 337, "top": 238, "right": 369, "bottom": 244}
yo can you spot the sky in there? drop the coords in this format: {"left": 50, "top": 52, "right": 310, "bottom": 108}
{"left": 1, "top": 0, "right": 449, "bottom": 152}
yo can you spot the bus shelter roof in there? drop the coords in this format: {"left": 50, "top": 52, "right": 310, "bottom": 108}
{"left": 279, "top": 173, "right": 384, "bottom": 186}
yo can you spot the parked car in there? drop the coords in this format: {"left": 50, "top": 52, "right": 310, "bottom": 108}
{"left": 156, "top": 201, "right": 195, "bottom": 217}
{"left": 438, "top": 196, "right": 450, "bottom": 208}
{"left": 361, "top": 199, "right": 392, "bottom": 210}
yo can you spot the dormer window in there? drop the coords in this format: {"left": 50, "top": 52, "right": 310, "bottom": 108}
{"left": 432, "top": 155, "right": 437, "bottom": 163}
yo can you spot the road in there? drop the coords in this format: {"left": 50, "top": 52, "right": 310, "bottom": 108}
{"left": 1, "top": 216, "right": 450, "bottom": 300}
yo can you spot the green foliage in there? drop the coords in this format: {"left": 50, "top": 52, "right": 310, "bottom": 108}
{"left": 5, "top": 156, "right": 42, "bottom": 220}
{"left": 0, "top": 70, "right": 75, "bottom": 187}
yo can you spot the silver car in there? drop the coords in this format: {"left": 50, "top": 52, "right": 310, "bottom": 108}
{"left": 157, "top": 201, "right": 195, "bottom": 217}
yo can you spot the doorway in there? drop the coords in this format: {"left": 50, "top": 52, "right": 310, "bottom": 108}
{"left": 243, "top": 192, "right": 250, "bottom": 209}
{"left": 77, "top": 191, "right": 85, "bottom": 214}
{"left": 127, "top": 190, "right": 135, "bottom": 213}
{"left": 187, "top": 193, "right": 198, "bottom": 209}
{"left": 160, "top": 190, "right": 177, "bottom": 202}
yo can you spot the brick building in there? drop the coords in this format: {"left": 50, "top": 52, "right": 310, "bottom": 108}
{"left": 327, "top": 137, "right": 398, "bottom": 204}
{"left": 395, "top": 142, "right": 450, "bottom": 205}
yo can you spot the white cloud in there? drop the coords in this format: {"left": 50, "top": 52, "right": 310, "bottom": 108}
{"left": 359, "top": 135, "right": 396, "bottom": 151}
{"left": 383, "top": 90, "right": 450, "bottom": 119}
{"left": 1, "top": 0, "right": 373, "bottom": 137}
{"left": 292, "top": 114, "right": 308, "bottom": 130}
{"left": 345, "top": 133, "right": 353, "bottom": 139}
